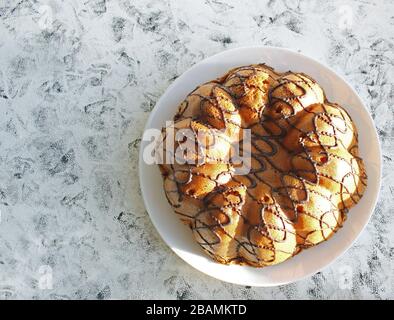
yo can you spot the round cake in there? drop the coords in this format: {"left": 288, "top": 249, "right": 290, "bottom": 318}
{"left": 158, "top": 64, "right": 367, "bottom": 267}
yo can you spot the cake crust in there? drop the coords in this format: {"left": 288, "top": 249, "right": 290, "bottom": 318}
{"left": 158, "top": 64, "right": 367, "bottom": 267}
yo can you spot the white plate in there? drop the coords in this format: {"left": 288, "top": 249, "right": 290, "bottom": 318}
{"left": 138, "top": 46, "right": 382, "bottom": 286}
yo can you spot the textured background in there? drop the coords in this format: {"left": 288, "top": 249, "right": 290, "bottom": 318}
{"left": 0, "top": 0, "right": 393, "bottom": 299}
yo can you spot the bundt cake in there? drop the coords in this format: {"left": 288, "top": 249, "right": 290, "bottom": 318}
{"left": 158, "top": 64, "right": 367, "bottom": 267}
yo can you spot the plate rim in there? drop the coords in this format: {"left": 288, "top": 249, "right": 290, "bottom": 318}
{"left": 138, "top": 45, "right": 382, "bottom": 287}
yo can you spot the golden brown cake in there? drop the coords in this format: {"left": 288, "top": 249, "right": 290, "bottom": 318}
{"left": 158, "top": 64, "right": 367, "bottom": 267}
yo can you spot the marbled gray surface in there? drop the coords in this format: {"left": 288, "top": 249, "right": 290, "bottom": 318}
{"left": 0, "top": 0, "right": 393, "bottom": 299}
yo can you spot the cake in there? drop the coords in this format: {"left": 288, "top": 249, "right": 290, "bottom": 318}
{"left": 158, "top": 64, "right": 367, "bottom": 267}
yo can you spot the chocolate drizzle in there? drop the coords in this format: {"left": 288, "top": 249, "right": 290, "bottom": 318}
{"left": 159, "top": 64, "right": 367, "bottom": 267}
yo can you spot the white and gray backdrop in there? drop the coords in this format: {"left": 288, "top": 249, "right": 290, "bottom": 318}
{"left": 0, "top": 0, "right": 393, "bottom": 299}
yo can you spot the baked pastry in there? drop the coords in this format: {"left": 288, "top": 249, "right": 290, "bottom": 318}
{"left": 158, "top": 64, "right": 367, "bottom": 267}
